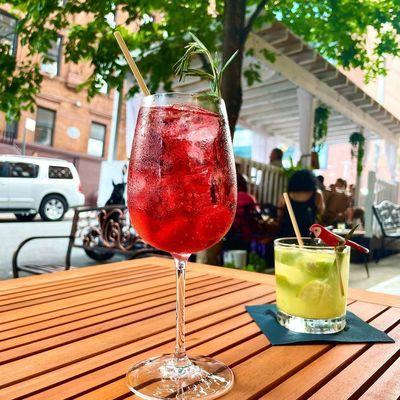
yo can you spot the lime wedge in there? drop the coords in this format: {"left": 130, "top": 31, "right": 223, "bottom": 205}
{"left": 275, "top": 274, "right": 292, "bottom": 289}
{"left": 297, "top": 280, "right": 331, "bottom": 304}
{"left": 303, "top": 260, "right": 332, "bottom": 278}
{"left": 277, "top": 249, "right": 302, "bottom": 266}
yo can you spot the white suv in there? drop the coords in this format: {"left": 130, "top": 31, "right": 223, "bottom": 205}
{"left": 0, "top": 155, "right": 85, "bottom": 221}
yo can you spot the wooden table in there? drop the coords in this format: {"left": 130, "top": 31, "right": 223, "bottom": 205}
{"left": 1, "top": 257, "right": 399, "bottom": 400}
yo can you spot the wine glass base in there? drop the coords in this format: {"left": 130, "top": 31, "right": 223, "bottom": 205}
{"left": 126, "top": 354, "right": 234, "bottom": 399}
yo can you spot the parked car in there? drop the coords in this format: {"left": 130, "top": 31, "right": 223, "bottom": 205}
{"left": 0, "top": 155, "right": 85, "bottom": 221}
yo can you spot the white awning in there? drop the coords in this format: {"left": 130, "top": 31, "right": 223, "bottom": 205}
{"left": 174, "top": 22, "right": 400, "bottom": 147}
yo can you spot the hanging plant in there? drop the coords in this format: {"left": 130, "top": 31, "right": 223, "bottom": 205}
{"left": 312, "top": 105, "right": 331, "bottom": 152}
{"left": 349, "top": 131, "right": 365, "bottom": 176}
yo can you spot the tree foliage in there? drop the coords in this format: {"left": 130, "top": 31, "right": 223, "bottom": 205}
{"left": 1, "top": 0, "right": 399, "bottom": 124}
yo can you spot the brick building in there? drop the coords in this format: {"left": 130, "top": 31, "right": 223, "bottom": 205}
{"left": 319, "top": 57, "right": 400, "bottom": 187}
{"left": 0, "top": 8, "right": 128, "bottom": 203}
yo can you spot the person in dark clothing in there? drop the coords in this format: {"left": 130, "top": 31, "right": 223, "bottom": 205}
{"left": 278, "top": 170, "right": 325, "bottom": 237}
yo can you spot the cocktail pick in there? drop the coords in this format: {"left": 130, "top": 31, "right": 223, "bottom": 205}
{"left": 310, "top": 223, "right": 370, "bottom": 297}
{"left": 283, "top": 192, "right": 304, "bottom": 246}
{"left": 309, "top": 224, "right": 369, "bottom": 254}
{"left": 114, "top": 31, "right": 151, "bottom": 96}
{"left": 334, "top": 251, "right": 345, "bottom": 296}
{"left": 309, "top": 224, "right": 345, "bottom": 295}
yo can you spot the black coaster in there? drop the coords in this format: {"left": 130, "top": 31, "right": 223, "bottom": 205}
{"left": 246, "top": 304, "right": 394, "bottom": 345}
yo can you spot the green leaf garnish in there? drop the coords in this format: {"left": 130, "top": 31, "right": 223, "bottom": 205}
{"left": 336, "top": 224, "right": 359, "bottom": 253}
{"left": 174, "top": 32, "right": 238, "bottom": 98}
{"left": 344, "top": 224, "right": 359, "bottom": 241}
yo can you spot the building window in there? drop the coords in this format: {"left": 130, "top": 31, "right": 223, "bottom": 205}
{"left": 35, "top": 107, "right": 56, "bottom": 146}
{"left": 41, "top": 36, "right": 62, "bottom": 76}
{"left": 88, "top": 122, "right": 106, "bottom": 157}
{"left": 9, "top": 162, "right": 39, "bottom": 178}
{"left": 0, "top": 10, "right": 17, "bottom": 56}
{"left": 5, "top": 120, "right": 18, "bottom": 139}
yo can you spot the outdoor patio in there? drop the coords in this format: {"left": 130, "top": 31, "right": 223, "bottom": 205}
{"left": 1, "top": 1, "right": 399, "bottom": 399}
{"left": 1, "top": 211, "right": 399, "bottom": 295}
{"left": 349, "top": 254, "right": 400, "bottom": 294}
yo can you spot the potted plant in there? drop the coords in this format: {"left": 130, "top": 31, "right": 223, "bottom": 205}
{"left": 349, "top": 131, "right": 366, "bottom": 176}
{"left": 312, "top": 105, "right": 331, "bottom": 169}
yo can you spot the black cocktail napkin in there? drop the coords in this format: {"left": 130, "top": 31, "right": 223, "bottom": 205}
{"left": 246, "top": 304, "right": 394, "bottom": 345}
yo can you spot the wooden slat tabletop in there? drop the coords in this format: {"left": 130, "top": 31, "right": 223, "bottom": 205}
{"left": 0, "top": 257, "right": 399, "bottom": 400}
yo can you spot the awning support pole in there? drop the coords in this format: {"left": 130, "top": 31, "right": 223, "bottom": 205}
{"left": 297, "top": 87, "right": 316, "bottom": 167}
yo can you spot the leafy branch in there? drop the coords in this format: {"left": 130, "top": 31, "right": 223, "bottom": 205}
{"left": 243, "top": 0, "right": 270, "bottom": 40}
{"left": 174, "top": 32, "right": 238, "bottom": 98}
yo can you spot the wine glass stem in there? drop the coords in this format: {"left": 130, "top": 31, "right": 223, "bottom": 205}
{"left": 174, "top": 256, "right": 189, "bottom": 365}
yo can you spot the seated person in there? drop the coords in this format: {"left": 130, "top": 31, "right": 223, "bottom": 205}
{"left": 278, "top": 170, "right": 325, "bottom": 237}
{"left": 269, "top": 148, "right": 284, "bottom": 168}
{"left": 322, "top": 178, "right": 350, "bottom": 226}
{"left": 231, "top": 174, "right": 262, "bottom": 240}
{"left": 227, "top": 174, "right": 275, "bottom": 268}
{"left": 334, "top": 178, "right": 347, "bottom": 193}
{"left": 352, "top": 207, "right": 365, "bottom": 229}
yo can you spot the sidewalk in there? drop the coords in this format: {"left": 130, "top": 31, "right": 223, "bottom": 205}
{"left": 349, "top": 253, "right": 400, "bottom": 294}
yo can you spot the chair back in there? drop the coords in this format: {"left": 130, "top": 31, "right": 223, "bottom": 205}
{"left": 67, "top": 206, "right": 140, "bottom": 264}
{"left": 372, "top": 200, "right": 400, "bottom": 236}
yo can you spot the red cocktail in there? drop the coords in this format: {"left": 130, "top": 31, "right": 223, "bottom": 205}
{"left": 126, "top": 93, "right": 237, "bottom": 400}
{"left": 128, "top": 99, "right": 236, "bottom": 255}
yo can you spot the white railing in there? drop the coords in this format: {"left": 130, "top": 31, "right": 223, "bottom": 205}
{"left": 364, "top": 170, "right": 399, "bottom": 237}
{"left": 375, "top": 178, "right": 399, "bottom": 204}
{"left": 235, "top": 156, "right": 287, "bottom": 206}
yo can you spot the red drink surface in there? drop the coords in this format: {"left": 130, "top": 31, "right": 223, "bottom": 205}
{"left": 128, "top": 103, "right": 237, "bottom": 255}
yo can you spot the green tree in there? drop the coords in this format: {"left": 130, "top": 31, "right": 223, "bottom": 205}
{"left": 1, "top": 0, "right": 400, "bottom": 135}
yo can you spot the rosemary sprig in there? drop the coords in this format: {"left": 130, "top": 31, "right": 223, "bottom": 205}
{"left": 174, "top": 32, "right": 238, "bottom": 98}
{"left": 336, "top": 224, "right": 359, "bottom": 253}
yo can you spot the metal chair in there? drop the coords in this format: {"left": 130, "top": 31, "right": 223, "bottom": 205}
{"left": 372, "top": 200, "right": 400, "bottom": 262}
{"left": 12, "top": 205, "right": 166, "bottom": 277}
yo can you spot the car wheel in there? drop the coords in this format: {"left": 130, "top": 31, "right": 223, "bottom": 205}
{"left": 14, "top": 213, "right": 37, "bottom": 222}
{"left": 39, "top": 195, "right": 67, "bottom": 221}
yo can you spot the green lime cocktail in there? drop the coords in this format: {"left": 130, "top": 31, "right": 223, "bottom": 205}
{"left": 274, "top": 238, "right": 350, "bottom": 334}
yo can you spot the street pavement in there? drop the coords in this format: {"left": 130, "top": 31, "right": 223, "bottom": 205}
{"left": 0, "top": 212, "right": 123, "bottom": 280}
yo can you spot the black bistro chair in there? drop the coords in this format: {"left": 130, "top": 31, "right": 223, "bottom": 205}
{"left": 12, "top": 205, "right": 168, "bottom": 278}
{"left": 372, "top": 200, "right": 400, "bottom": 262}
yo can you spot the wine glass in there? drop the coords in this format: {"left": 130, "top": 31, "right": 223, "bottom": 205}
{"left": 126, "top": 93, "right": 237, "bottom": 399}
